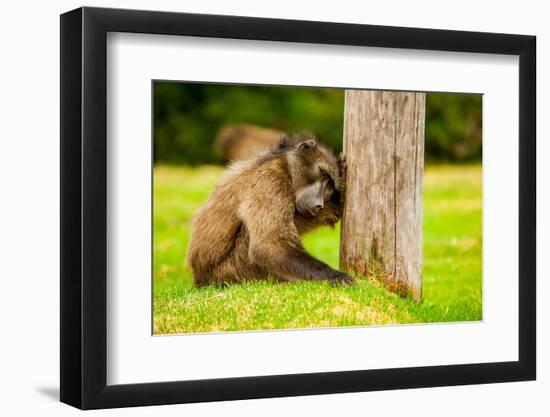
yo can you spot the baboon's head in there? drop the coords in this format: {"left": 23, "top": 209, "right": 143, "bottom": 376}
{"left": 279, "top": 134, "right": 342, "bottom": 217}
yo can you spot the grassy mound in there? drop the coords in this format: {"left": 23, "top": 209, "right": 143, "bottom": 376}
{"left": 153, "top": 165, "right": 482, "bottom": 334}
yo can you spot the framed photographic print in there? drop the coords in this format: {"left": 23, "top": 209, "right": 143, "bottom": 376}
{"left": 60, "top": 6, "right": 536, "bottom": 409}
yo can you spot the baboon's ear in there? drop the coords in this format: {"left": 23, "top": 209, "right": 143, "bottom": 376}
{"left": 277, "top": 134, "right": 292, "bottom": 149}
{"left": 296, "top": 139, "right": 316, "bottom": 150}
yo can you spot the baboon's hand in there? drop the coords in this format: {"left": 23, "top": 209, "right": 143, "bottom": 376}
{"left": 337, "top": 153, "right": 347, "bottom": 194}
{"left": 328, "top": 272, "right": 356, "bottom": 286}
{"left": 338, "top": 153, "right": 347, "bottom": 179}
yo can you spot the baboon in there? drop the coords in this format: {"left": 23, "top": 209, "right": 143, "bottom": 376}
{"left": 215, "top": 124, "right": 282, "bottom": 161}
{"left": 188, "top": 134, "right": 355, "bottom": 286}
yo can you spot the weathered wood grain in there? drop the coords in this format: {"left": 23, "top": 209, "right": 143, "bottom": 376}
{"left": 340, "top": 90, "right": 425, "bottom": 301}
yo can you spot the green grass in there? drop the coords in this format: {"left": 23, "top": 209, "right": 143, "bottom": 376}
{"left": 153, "top": 164, "right": 482, "bottom": 334}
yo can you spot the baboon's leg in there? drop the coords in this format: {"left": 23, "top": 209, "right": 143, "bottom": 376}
{"left": 196, "top": 230, "right": 269, "bottom": 285}
{"left": 194, "top": 258, "right": 267, "bottom": 286}
{"left": 241, "top": 199, "right": 354, "bottom": 285}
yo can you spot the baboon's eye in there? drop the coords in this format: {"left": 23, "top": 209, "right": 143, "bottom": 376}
{"left": 324, "top": 182, "right": 335, "bottom": 200}
{"left": 320, "top": 168, "right": 330, "bottom": 179}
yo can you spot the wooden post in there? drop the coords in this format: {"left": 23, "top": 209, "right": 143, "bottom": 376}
{"left": 340, "top": 90, "right": 425, "bottom": 301}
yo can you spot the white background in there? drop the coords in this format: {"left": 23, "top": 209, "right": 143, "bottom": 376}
{"left": 0, "top": 0, "right": 546, "bottom": 416}
{"left": 108, "top": 34, "right": 519, "bottom": 384}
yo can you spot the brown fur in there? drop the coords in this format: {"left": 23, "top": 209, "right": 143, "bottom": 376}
{"left": 188, "top": 134, "right": 355, "bottom": 286}
{"left": 215, "top": 124, "right": 282, "bottom": 161}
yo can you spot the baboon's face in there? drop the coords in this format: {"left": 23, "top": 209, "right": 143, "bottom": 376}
{"left": 295, "top": 178, "right": 334, "bottom": 217}
{"left": 293, "top": 139, "right": 338, "bottom": 217}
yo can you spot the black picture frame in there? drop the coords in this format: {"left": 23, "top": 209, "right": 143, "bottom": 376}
{"left": 60, "top": 6, "right": 536, "bottom": 410}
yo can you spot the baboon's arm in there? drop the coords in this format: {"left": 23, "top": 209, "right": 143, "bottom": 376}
{"left": 239, "top": 193, "right": 352, "bottom": 284}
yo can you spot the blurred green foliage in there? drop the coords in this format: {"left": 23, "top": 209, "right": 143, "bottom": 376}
{"left": 153, "top": 82, "right": 481, "bottom": 165}
{"left": 425, "top": 93, "right": 482, "bottom": 161}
